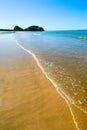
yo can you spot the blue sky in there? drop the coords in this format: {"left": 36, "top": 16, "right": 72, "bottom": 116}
{"left": 0, "top": 0, "right": 87, "bottom": 30}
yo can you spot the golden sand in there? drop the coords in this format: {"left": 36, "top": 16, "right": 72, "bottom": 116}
{"left": 0, "top": 39, "right": 76, "bottom": 130}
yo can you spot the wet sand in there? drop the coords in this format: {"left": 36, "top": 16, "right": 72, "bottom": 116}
{"left": 0, "top": 36, "right": 76, "bottom": 130}
{"left": 71, "top": 104, "right": 87, "bottom": 130}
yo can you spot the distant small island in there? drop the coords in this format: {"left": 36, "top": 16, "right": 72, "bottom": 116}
{"left": 0, "top": 25, "right": 45, "bottom": 31}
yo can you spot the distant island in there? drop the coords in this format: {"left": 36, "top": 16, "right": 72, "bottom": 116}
{"left": 0, "top": 25, "right": 45, "bottom": 31}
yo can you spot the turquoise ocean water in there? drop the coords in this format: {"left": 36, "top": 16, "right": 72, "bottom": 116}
{"left": 14, "top": 30, "right": 87, "bottom": 115}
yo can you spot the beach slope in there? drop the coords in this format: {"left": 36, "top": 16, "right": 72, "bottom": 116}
{"left": 0, "top": 34, "right": 76, "bottom": 130}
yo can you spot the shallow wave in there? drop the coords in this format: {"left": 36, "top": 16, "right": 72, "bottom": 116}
{"left": 12, "top": 35, "right": 87, "bottom": 114}
{"left": 33, "top": 33, "right": 41, "bottom": 36}
{"left": 72, "top": 36, "right": 87, "bottom": 40}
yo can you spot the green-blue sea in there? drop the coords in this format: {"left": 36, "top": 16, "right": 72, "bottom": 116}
{"left": 15, "top": 30, "right": 87, "bottom": 113}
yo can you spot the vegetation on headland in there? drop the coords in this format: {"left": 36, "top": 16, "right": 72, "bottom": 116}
{"left": 0, "top": 25, "right": 45, "bottom": 31}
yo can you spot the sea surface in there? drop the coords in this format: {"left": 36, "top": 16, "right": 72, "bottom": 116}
{"left": 14, "top": 30, "right": 87, "bottom": 113}
{"left": 0, "top": 30, "right": 87, "bottom": 129}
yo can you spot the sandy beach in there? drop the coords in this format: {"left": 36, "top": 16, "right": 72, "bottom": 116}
{"left": 0, "top": 35, "right": 76, "bottom": 130}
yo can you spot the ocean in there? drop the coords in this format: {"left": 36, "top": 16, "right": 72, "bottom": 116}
{"left": 14, "top": 30, "right": 87, "bottom": 114}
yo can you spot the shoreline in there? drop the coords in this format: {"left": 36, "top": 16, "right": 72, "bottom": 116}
{"left": 15, "top": 36, "right": 87, "bottom": 130}
{"left": 15, "top": 39, "right": 79, "bottom": 130}
{"left": 0, "top": 34, "right": 76, "bottom": 130}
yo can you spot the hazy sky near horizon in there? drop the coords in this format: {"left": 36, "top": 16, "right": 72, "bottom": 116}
{"left": 0, "top": 0, "right": 87, "bottom": 30}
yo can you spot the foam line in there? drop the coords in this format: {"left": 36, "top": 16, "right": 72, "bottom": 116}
{"left": 14, "top": 37, "right": 80, "bottom": 130}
